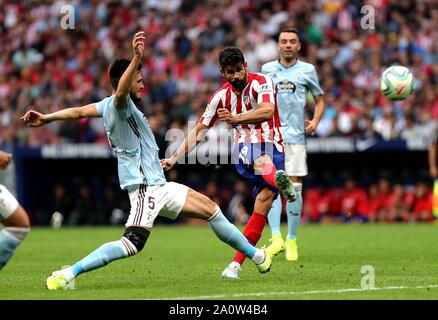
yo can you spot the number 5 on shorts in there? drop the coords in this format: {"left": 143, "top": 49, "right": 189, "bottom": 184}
{"left": 148, "top": 196, "right": 155, "bottom": 210}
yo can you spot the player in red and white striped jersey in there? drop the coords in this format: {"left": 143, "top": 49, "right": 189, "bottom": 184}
{"left": 162, "top": 47, "right": 296, "bottom": 279}
{"left": 199, "top": 69, "right": 284, "bottom": 151}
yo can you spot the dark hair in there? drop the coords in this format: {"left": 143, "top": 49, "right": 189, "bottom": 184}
{"left": 219, "top": 47, "right": 245, "bottom": 69}
{"left": 108, "top": 58, "right": 142, "bottom": 89}
{"left": 277, "top": 27, "right": 300, "bottom": 41}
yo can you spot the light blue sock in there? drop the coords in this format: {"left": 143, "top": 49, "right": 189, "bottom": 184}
{"left": 286, "top": 184, "right": 302, "bottom": 240}
{"left": 0, "top": 229, "right": 21, "bottom": 270}
{"left": 267, "top": 195, "right": 282, "bottom": 237}
{"left": 70, "top": 238, "right": 135, "bottom": 278}
{"left": 208, "top": 208, "right": 256, "bottom": 259}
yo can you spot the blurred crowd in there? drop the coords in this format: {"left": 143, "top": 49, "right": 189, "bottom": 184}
{"left": 303, "top": 178, "right": 435, "bottom": 223}
{"left": 46, "top": 176, "right": 436, "bottom": 226}
{"left": 40, "top": 177, "right": 131, "bottom": 226}
{"left": 213, "top": 177, "right": 436, "bottom": 225}
{"left": 0, "top": 0, "right": 437, "bottom": 148}
{"left": 1, "top": 0, "right": 437, "bottom": 224}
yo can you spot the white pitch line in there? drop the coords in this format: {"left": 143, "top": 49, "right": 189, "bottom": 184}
{"left": 158, "top": 284, "right": 438, "bottom": 300}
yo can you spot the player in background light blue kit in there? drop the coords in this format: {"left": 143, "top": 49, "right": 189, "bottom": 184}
{"left": 261, "top": 28, "right": 325, "bottom": 261}
{"left": 21, "top": 32, "right": 272, "bottom": 290}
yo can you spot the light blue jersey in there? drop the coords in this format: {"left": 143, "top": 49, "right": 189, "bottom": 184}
{"left": 96, "top": 95, "right": 166, "bottom": 190}
{"left": 261, "top": 59, "right": 324, "bottom": 145}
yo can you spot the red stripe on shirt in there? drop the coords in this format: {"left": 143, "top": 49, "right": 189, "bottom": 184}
{"left": 250, "top": 72, "right": 268, "bottom": 85}
{"left": 208, "top": 99, "right": 222, "bottom": 127}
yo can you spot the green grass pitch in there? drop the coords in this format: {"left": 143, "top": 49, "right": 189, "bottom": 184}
{"left": 1, "top": 223, "right": 438, "bottom": 300}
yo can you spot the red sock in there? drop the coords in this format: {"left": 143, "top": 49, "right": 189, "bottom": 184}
{"left": 261, "top": 163, "right": 278, "bottom": 188}
{"left": 233, "top": 212, "right": 267, "bottom": 265}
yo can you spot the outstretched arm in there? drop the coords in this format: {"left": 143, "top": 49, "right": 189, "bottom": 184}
{"left": 113, "top": 31, "right": 145, "bottom": 109}
{"left": 161, "top": 122, "right": 209, "bottom": 171}
{"left": 20, "top": 103, "right": 99, "bottom": 127}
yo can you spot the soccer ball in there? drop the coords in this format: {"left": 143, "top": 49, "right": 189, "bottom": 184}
{"left": 380, "top": 66, "right": 414, "bottom": 100}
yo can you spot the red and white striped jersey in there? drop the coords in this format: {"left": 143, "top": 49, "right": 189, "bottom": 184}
{"left": 199, "top": 72, "right": 284, "bottom": 152}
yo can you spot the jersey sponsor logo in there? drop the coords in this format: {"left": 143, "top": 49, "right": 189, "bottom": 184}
{"left": 276, "top": 80, "right": 296, "bottom": 94}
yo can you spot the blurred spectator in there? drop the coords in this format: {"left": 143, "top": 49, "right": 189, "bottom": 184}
{"left": 51, "top": 184, "right": 73, "bottom": 224}
{"left": 358, "top": 113, "right": 383, "bottom": 140}
{"left": 68, "top": 184, "right": 97, "bottom": 225}
{"left": 98, "top": 186, "right": 128, "bottom": 225}
{"left": 302, "top": 183, "right": 336, "bottom": 223}
{"left": 338, "top": 178, "right": 369, "bottom": 222}
{"left": 373, "top": 107, "right": 399, "bottom": 140}
{"left": 385, "top": 183, "right": 413, "bottom": 223}
{"left": 400, "top": 113, "right": 422, "bottom": 141}
{"left": 412, "top": 181, "right": 434, "bottom": 222}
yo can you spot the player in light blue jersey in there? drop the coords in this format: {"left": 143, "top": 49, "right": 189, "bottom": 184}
{"left": 21, "top": 32, "right": 272, "bottom": 290}
{"left": 261, "top": 28, "right": 325, "bottom": 261}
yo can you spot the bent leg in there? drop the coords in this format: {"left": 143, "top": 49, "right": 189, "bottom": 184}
{"left": 71, "top": 226, "right": 149, "bottom": 278}
{"left": 180, "top": 188, "right": 262, "bottom": 262}
{"left": 48, "top": 184, "right": 155, "bottom": 289}
{"left": 179, "top": 188, "right": 217, "bottom": 220}
{"left": 0, "top": 205, "right": 31, "bottom": 271}
{"left": 2, "top": 205, "right": 30, "bottom": 228}
{"left": 232, "top": 187, "right": 275, "bottom": 265}
{"left": 48, "top": 226, "right": 150, "bottom": 289}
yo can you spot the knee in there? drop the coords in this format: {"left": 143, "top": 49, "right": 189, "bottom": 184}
{"left": 253, "top": 158, "right": 266, "bottom": 173}
{"left": 206, "top": 199, "right": 218, "bottom": 216}
{"left": 197, "top": 193, "right": 218, "bottom": 219}
{"left": 253, "top": 154, "right": 272, "bottom": 172}
{"left": 253, "top": 159, "right": 263, "bottom": 172}
{"left": 122, "top": 226, "right": 150, "bottom": 254}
